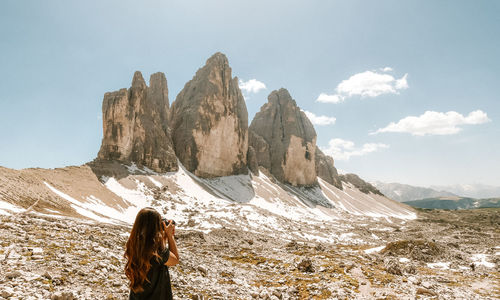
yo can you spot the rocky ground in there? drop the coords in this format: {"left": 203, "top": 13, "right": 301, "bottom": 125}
{"left": 0, "top": 208, "right": 499, "bottom": 300}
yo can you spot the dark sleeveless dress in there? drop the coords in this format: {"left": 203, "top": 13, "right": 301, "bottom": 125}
{"left": 129, "top": 249, "right": 173, "bottom": 300}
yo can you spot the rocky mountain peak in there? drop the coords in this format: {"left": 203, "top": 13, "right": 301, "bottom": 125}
{"left": 268, "top": 88, "right": 296, "bottom": 106}
{"left": 96, "top": 71, "right": 177, "bottom": 172}
{"left": 169, "top": 52, "right": 248, "bottom": 177}
{"left": 340, "top": 173, "right": 383, "bottom": 195}
{"left": 205, "top": 51, "right": 229, "bottom": 67}
{"left": 249, "top": 88, "right": 317, "bottom": 186}
{"left": 149, "top": 72, "right": 169, "bottom": 105}
{"left": 131, "top": 71, "right": 147, "bottom": 90}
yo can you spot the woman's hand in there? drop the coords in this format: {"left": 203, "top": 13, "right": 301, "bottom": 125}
{"left": 165, "top": 220, "right": 175, "bottom": 238}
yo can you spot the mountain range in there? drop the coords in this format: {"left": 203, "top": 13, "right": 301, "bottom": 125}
{"left": 0, "top": 52, "right": 415, "bottom": 233}
{"left": 371, "top": 181, "right": 456, "bottom": 202}
{"left": 403, "top": 196, "right": 500, "bottom": 210}
{"left": 429, "top": 184, "right": 500, "bottom": 199}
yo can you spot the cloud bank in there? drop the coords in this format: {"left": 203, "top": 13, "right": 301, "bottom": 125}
{"left": 303, "top": 110, "right": 336, "bottom": 126}
{"left": 317, "top": 68, "right": 408, "bottom": 103}
{"left": 239, "top": 79, "right": 266, "bottom": 94}
{"left": 373, "top": 110, "right": 491, "bottom": 136}
{"left": 321, "top": 138, "right": 389, "bottom": 161}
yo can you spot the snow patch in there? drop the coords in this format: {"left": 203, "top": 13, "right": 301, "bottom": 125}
{"left": 428, "top": 262, "right": 450, "bottom": 269}
{"left": 471, "top": 254, "right": 495, "bottom": 268}
{"left": 44, "top": 182, "right": 121, "bottom": 224}
{"left": 0, "top": 200, "right": 24, "bottom": 215}
{"left": 364, "top": 246, "right": 385, "bottom": 254}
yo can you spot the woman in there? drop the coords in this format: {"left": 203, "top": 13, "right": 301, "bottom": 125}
{"left": 125, "top": 207, "right": 179, "bottom": 300}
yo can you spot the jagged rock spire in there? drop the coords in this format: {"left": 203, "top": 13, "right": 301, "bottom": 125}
{"left": 97, "top": 71, "right": 178, "bottom": 172}
{"left": 249, "top": 88, "right": 317, "bottom": 186}
{"left": 169, "top": 52, "right": 248, "bottom": 177}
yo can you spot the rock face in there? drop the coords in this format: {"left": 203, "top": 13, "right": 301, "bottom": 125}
{"left": 340, "top": 173, "right": 383, "bottom": 195}
{"left": 247, "top": 146, "right": 259, "bottom": 175}
{"left": 97, "top": 71, "right": 178, "bottom": 172}
{"left": 170, "top": 52, "right": 248, "bottom": 177}
{"left": 315, "top": 146, "right": 342, "bottom": 189}
{"left": 249, "top": 89, "right": 317, "bottom": 186}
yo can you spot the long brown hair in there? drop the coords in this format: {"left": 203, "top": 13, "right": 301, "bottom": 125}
{"left": 124, "top": 207, "right": 167, "bottom": 293}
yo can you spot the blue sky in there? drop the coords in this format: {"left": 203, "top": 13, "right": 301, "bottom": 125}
{"left": 1, "top": 0, "right": 499, "bottom": 186}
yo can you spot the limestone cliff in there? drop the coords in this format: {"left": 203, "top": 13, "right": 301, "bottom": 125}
{"left": 97, "top": 71, "right": 178, "bottom": 172}
{"left": 315, "top": 146, "right": 342, "bottom": 189}
{"left": 249, "top": 89, "right": 317, "bottom": 186}
{"left": 169, "top": 52, "right": 248, "bottom": 177}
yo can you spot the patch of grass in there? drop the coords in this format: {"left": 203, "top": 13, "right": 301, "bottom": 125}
{"left": 362, "top": 264, "right": 396, "bottom": 288}
{"left": 218, "top": 278, "right": 235, "bottom": 285}
{"left": 222, "top": 250, "right": 282, "bottom": 266}
{"left": 219, "top": 271, "right": 233, "bottom": 278}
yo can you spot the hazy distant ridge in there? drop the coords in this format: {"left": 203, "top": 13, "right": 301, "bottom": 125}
{"left": 430, "top": 184, "right": 500, "bottom": 199}
{"left": 372, "top": 181, "right": 456, "bottom": 202}
{"left": 403, "top": 197, "right": 500, "bottom": 210}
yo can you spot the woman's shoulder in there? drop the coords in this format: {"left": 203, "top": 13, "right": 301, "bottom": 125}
{"left": 150, "top": 248, "right": 169, "bottom": 266}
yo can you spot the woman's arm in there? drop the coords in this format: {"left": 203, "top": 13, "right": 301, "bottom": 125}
{"left": 165, "top": 221, "right": 179, "bottom": 266}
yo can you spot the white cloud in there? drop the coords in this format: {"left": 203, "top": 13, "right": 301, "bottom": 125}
{"left": 321, "top": 138, "right": 389, "bottom": 161}
{"left": 381, "top": 67, "right": 393, "bottom": 72}
{"left": 239, "top": 79, "right": 266, "bottom": 94}
{"left": 316, "top": 93, "right": 344, "bottom": 103}
{"left": 373, "top": 110, "right": 491, "bottom": 136}
{"left": 303, "top": 110, "right": 336, "bottom": 126}
{"left": 316, "top": 68, "right": 408, "bottom": 103}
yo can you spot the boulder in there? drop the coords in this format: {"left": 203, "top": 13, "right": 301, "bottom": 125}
{"left": 249, "top": 88, "right": 316, "bottom": 186}
{"left": 315, "top": 146, "right": 342, "bottom": 189}
{"left": 170, "top": 52, "right": 248, "bottom": 177}
{"left": 97, "top": 71, "right": 178, "bottom": 172}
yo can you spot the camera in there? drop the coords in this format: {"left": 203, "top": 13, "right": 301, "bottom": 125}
{"left": 162, "top": 218, "right": 176, "bottom": 226}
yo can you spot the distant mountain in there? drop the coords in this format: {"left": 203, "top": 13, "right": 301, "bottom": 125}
{"left": 403, "top": 196, "right": 500, "bottom": 210}
{"left": 430, "top": 184, "right": 500, "bottom": 199}
{"left": 372, "top": 181, "right": 456, "bottom": 202}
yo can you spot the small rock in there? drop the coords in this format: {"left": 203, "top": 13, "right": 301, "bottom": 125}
{"left": 50, "top": 291, "right": 75, "bottom": 300}
{"left": 5, "top": 271, "right": 22, "bottom": 279}
{"left": 197, "top": 265, "right": 208, "bottom": 276}
{"left": 314, "top": 244, "right": 325, "bottom": 252}
{"left": 416, "top": 288, "right": 437, "bottom": 297}
{"left": 259, "top": 289, "right": 270, "bottom": 298}
{"left": 43, "top": 271, "right": 52, "bottom": 280}
{"left": 1, "top": 286, "right": 14, "bottom": 298}
{"left": 404, "top": 264, "right": 417, "bottom": 274}
{"left": 7, "top": 250, "right": 21, "bottom": 260}
{"left": 421, "top": 281, "right": 433, "bottom": 289}
{"left": 272, "top": 289, "right": 282, "bottom": 298}
{"left": 31, "top": 247, "right": 43, "bottom": 255}
{"left": 297, "top": 258, "right": 314, "bottom": 273}
{"left": 286, "top": 240, "right": 299, "bottom": 250}
{"left": 384, "top": 260, "right": 402, "bottom": 275}
{"left": 408, "top": 276, "right": 420, "bottom": 285}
